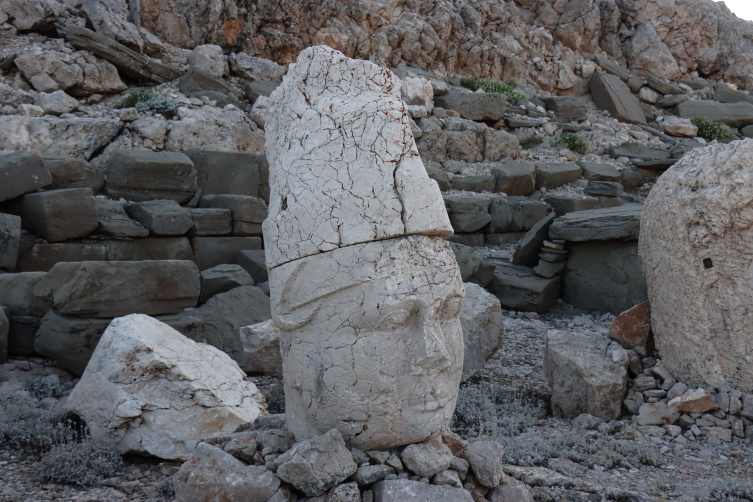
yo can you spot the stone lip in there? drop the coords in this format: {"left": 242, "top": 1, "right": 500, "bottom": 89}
{"left": 263, "top": 45, "right": 452, "bottom": 270}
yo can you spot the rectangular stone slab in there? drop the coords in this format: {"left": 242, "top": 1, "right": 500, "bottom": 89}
{"left": 589, "top": 72, "right": 647, "bottom": 126}
{"left": 47, "top": 260, "right": 200, "bottom": 318}
{"left": 675, "top": 100, "right": 753, "bottom": 128}
{"left": 18, "top": 242, "right": 107, "bottom": 272}
{"left": 105, "top": 150, "right": 197, "bottom": 204}
{"left": 487, "top": 263, "right": 560, "bottom": 313}
{"left": 186, "top": 150, "right": 263, "bottom": 197}
{"left": 549, "top": 204, "right": 643, "bottom": 242}
{"left": 0, "top": 213, "right": 21, "bottom": 270}
{"left": 5, "top": 188, "right": 98, "bottom": 242}
{"left": 0, "top": 152, "right": 52, "bottom": 203}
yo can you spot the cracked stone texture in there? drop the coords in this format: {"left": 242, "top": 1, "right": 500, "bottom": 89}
{"left": 639, "top": 139, "right": 753, "bottom": 392}
{"left": 67, "top": 314, "right": 266, "bottom": 460}
{"left": 263, "top": 45, "right": 452, "bottom": 269}
{"left": 460, "top": 283, "right": 504, "bottom": 383}
{"left": 270, "top": 235, "right": 464, "bottom": 449}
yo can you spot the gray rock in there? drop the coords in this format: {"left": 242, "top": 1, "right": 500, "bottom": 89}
{"left": 577, "top": 162, "right": 620, "bottom": 183}
{"left": 636, "top": 403, "right": 680, "bottom": 426}
{"left": 326, "top": 482, "right": 361, "bottom": 502}
{"left": 240, "top": 319, "right": 282, "bottom": 378}
{"left": 188, "top": 284, "right": 271, "bottom": 372}
{"left": 80, "top": 0, "right": 143, "bottom": 53}
{"left": 174, "top": 442, "right": 280, "bottom": 502}
{"left": 488, "top": 484, "right": 534, "bottom": 502}
{"left": 176, "top": 67, "right": 244, "bottom": 109}
{"left": 0, "top": 307, "right": 8, "bottom": 364}
{"left": 562, "top": 240, "right": 647, "bottom": 313}
{"left": 124, "top": 200, "right": 193, "bottom": 236}
{"left": 36, "top": 90, "right": 79, "bottom": 115}
{"left": 667, "top": 382, "right": 688, "bottom": 401}
{"left": 46, "top": 260, "right": 200, "bottom": 318}
{"left": 549, "top": 204, "right": 643, "bottom": 242}
{"left": 713, "top": 86, "right": 753, "bottom": 106}
{"left": 424, "top": 164, "right": 451, "bottom": 191}
{"left": 488, "top": 196, "right": 548, "bottom": 233}
{"left": 0, "top": 272, "right": 51, "bottom": 317}
{"left": 505, "top": 117, "right": 544, "bottom": 128}
{"left": 373, "top": 479, "right": 473, "bottom": 502}
{"left": 8, "top": 316, "right": 42, "bottom": 356}
{"left": 460, "top": 283, "right": 503, "bottom": 382}
{"left": 352, "top": 465, "right": 395, "bottom": 485}
{"left": 186, "top": 151, "right": 265, "bottom": 198}
{"left": 465, "top": 441, "right": 506, "bottom": 488}
{"left": 401, "top": 440, "right": 453, "bottom": 478}
{"left": 235, "top": 249, "right": 269, "bottom": 284}
{"left": 106, "top": 150, "right": 197, "bottom": 204}
{"left": 535, "top": 163, "right": 581, "bottom": 190}
{"left": 491, "top": 162, "right": 536, "bottom": 196}
{"left": 443, "top": 195, "right": 491, "bottom": 233}
{"left": 199, "top": 264, "right": 254, "bottom": 304}
{"left": 584, "top": 181, "right": 623, "bottom": 197}
{"left": 229, "top": 54, "right": 286, "bottom": 81}
{"left": 609, "top": 143, "right": 670, "bottom": 161}
{"left": 202, "top": 194, "right": 268, "bottom": 232}
{"left": 103, "top": 237, "right": 195, "bottom": 262}
{"left": 188, "top": 208, "right": 232, "bottom": 236}
{"left": 544, "top": 196, "right": 600, "bottom": 216}
{"left": 42, "top": 156, "right": 104, "bottom": 191}
{"left": 646, "top": 75, "right": 685, "bottom": 95}
{"left": 545, "top": 330, "right": 628, "bottom": 420}
{"left": 0, "top": 151, "right": 52, "bottom": 203}
{"left": 432, "top": 469, "right": 461, "bottom": 486}
{"left": 0, "top": 213, "right": 21, "bottom": 271}
{"left": 533, "top": 259, "right": 565, "bottom": 278}
{"left": 589, "top": 72, "right": 647, "bottom": 125}
{"left": 192, "top": 236, "right": 262, "bottom": 270}
{"left": 674, "top": 79, "right": 711, "bottom": 90}
{"left": 450, "top": 243, "right": 483, "bottom": 282}
{"left": 675, "top": 100, "right": 753, "bottom": 128}
{"left": 433, "top": 93, "right": 506, "bottom": 121}
{"left": 512, "top": 212, "right": 556, "bottom": 267}
{"left": 17, "top": 242, "right": 107, "bottom": 273}
{"left": 656, "top": 94, "right": 687, "bottom": 108}
{"left": 259, "top": 429, "right": 295, "bottom": 454}
{"left": 487, "top": 263, "right": 560, "bottom": 313}
{"left": 274, "top": 429, "right": 358, "bottom": 497}
{"left": 541, "top": 97, "right": 587, "bottom": 122}
{"left": 593, "top": 56, "right": 630, "bottom": 81}
{"left": 6, "top": 188, "right": 98, "bottom": 242}
{"left": 64, "top": 26, "right": 183, "bottom": 84}
{"left": 450, "top": 174, "right": 495, "bottom": 192}
{"left": 742, "top": 125, "right": 753, "bottom": 138}
{"left": 245, "top": 80, "right": 281, "bottom": 104}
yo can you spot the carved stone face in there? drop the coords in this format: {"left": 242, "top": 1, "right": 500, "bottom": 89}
{"left": 270, "top": 235, "right": 465, "bottom": 449}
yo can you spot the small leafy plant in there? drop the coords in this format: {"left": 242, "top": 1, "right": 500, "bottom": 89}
{"left": 557, "top": 132, "right": 589, "bottom": 154}
{"left": 24, "top": 375, "right": 65, "bottom": 399}
{"left": 37, "top": 438, "right": 124, "bottom": 486}
{"left": 690, "top": 116, "right": 733, "bottom": 141}
{"left": 521, "top": 137, "right": 543, "bottom": 150}
{"left": 115, "top": 90, "right": 153, "bottom": 109}
{"left": 134, "top": 95, "right": 178, "bottom": 117}
{"left": 459, "top": 78, "right": 529, "bottom": 105}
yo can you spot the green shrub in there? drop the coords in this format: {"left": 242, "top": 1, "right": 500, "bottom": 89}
{"left": 24, "top": 375, "right": 65, "bottom": 399}
{"left": 557, "top": 132, "right": 589, "bottom": 154}
{"left": 37, "top": 438, "right": 124, "bottom": 486}
{"left": 708, "top": 478, "right": 753, "bottom": 502}
{"left": 521, "top": 137, "right": 543, "bottom": 150}
{"left": 134, "top": 96, "right": 178, "bottom": 117}
{"left": 459, "top": 78, "right": 528, "bottom": 105}
{"left": 0, "top": 405, "right": 83, "bottom": 450}
{"left": 690, "top": 116, "right": 733, "bottom": 141}
{"left": 115, "top": 91, "right": 153, "bottom": 109}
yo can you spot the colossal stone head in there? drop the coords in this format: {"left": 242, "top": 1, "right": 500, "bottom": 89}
{"left": 640, "top": 139, "right": 753, "bottom": 392}
{"left": 263, "top": 46, "right": 464, "bottom": 448}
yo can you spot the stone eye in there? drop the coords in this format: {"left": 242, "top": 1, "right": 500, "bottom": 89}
{"left": 441, "top": 297, "right": 463, "bottom": 320}
{"left": 376, "top": 309, "right": 411, "bottom": 330}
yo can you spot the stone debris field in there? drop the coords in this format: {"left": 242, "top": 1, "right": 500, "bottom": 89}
{"left": 1, "top": 1, "right": 753, "bottom": 502}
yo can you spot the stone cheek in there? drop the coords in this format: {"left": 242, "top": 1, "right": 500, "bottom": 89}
{"left": 270, "top": 236, "right": 465, "bottom": 449}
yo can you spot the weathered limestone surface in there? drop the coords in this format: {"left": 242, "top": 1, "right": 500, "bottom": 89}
{"left": 639, "top": 139, "right": 753, "bottom": 391}
{"left": 263, "top": 46, "right": 452, "bottom": 269}
{"left": 67, "top": 315, "right": 265, "bottom": 460}
{"left": 460, "top": 283, "right": 504, "bottom": 382}
{"left": 266, "top": 46, "right": 463, "bottom": 450}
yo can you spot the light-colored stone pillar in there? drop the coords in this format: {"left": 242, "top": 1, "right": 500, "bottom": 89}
{"left": 264, "top": 46, "right": 464, "bottom": 449}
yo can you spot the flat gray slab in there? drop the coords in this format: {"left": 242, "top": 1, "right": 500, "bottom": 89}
{"left": 548, "top": 204, "right": 643, "bottom": 242}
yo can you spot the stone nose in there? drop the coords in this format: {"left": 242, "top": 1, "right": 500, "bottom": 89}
{"left": 414, "top": 316, "right": 451, "bottom": 371}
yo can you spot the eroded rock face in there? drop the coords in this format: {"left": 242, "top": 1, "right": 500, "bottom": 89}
{"left": 639, "top": 140, "right": 753, "bottom": 392}
{"left": 67, "top": 314, "right": 265, "bottom": 460}
{"left": 266, "top": 47, "right": 463, "bottom": 450}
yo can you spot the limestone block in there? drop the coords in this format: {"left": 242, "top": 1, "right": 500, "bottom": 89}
{"left": 589, "top": 72, "right": 647, "bottom": 126}
{"left": 18, "top": 242, "right": 107, "bottom": 272}
{"left": 199, "top": 264, "right": 254, "bottom": 304}
{"left": 669, "top": 389, "right": 719, "bottom": 413}
{"left": 449, "top": 174, "right": 495, "bottom": 192}
{"left": 433, "top": 93, "right": 506, "bottom": 121}
{"left": 125, "top": 200, "right": 193, "bottom": 236}
{"left": 545, "top": 330, "right": 628, "bottom": 420}
{"left": 584, "top": 181, "right": 623, "bottom": 197}
{"left": 103, "top": 237, "right": 194, "bottom": 262}
{"left": 67, "top": 315, "right": 265, "bottom": 459}
{"left": 639, "top": 140, "right": 753, "bottom": 390}
{"left": 491, "top": 162, "right": 536, "bottom": 196}
{"left": 240, "top": 319, "right": 282, "bottom": 379}
{"left": 465, "top": 441, "right": 506, "bottom": 488}
{"left": 0, "top": 151, "right": 52, "bottom": 203}
{"left": 373, "top": 479, "right": 473, "bottom": 502}
{"left": 402, "top": 76, "right": 434, "bottom": 113}
{"left": 675, "top": 101, "right": 753, "bottom": 129}
{"left": 658, "top": 116, "right": 698, "bottom": 138}
{"left": 562, "top": 240, "right": 647, "bottom": 314}
{"left": 541, "top": 97, "right": 587, "bottom": 122}
{"left": 512, "top": 212, "right": 557, "bottom": 268}
{"left": 36, "top": 90, "right": 79, "bottom": 115}
{"left": 0, "top": 213, "right": 21, "bottom": 271}
{"left": 236, "top": 249, "right": 269, "bottom": 284}
{"left": 46, "top": 260, "right": 200, "bottom": 318}
{"left": 544, "top": 196, "right": 599, "bottom": 216}
{"left": 263, "top": 46, "right": 452, "bottom": 269}
{"left": 245, "top": 80, "right": 281, "bottom": 104}
{"left": 203, "top": 194, "right": 268, "bottom": 225}
{"left": 0, "top": 272, "right": 51, "bottom": 316}
{"left": 6, "top": 188, "right": 98, "bottom": 242}
{"left": 106, "top": 150, "right": 198, "bottom": 204}
{"left": 443, "top": 195, "right": 491, "bottom": 233}
{"left": 593, "top": 56, "right": 629, "bottom": 81}
{"left": 577, "top": 162, "right": 620, "bottom": 182}
{"left": 450, "top": 243, "right": 482, "bottom": 282}
{"left": 189, "top": 208, "right": 232, "bottom": 236}
{"left": 487, "top": 263, "right": 560, "bottom": 313}
{"left": 714, "top": 86, "right": 753, "bottom": 105}
{"left": 401, "top": 439, "right": 453, "bottom": 477}
{"left": 535, "top": 163, "right": 581, "bottom": 190}
{"left": 229, "top": 53, "right": 286, "bottom": 81}
{"left": 484, "top": 129, "right": 521, "bottom": 162}
{"left": 460, "top": 283, "right": 503, "bottom": 382}
{"left": 549, "top": 204, "right": 643, "bottom": 242}
{"left": 192, "top": 236, "right": 262, "bottom": 271}
{"left": 8, "top": 316, "right": 42, "bottom": 356}
{"left": 187, "top": 44, "right": 228, "bottom": 77}
{"left": 174, "top": 443, "right": 280, "bottom": 502}
{"left": 42, "top": 156, "right": 104, "bottom": 191}
{"left": 185, "top": 150, "right": 264, "bottom": 197}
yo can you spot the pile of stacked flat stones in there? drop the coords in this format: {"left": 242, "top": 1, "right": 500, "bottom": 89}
{"left": 0, "top": 149, "right": 272, "bottom": 371}
{"left": 174, "top": 415, "right": 531, "bottom": 502}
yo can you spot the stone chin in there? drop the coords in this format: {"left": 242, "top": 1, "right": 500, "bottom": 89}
{"left": 269, "top": 235, "right": 465, "bottom": 449}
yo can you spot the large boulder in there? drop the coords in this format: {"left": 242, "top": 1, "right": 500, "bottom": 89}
{"left": 67, "top": 315, "right": 266, "bottom": 459}
{"left": 460, "top": 283, "right": 503, "bottom": 382}
{"left": 589, "top": 72, "right": 647, "bottom": 125}
{"left": 544, "top": 330, "right": 628, "bottom": 421}
{"left": 44, "top": 260, "right": 200, "bottom": 318}
{"left": 639, "top": 139, "right": 753, "bottom": 391}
